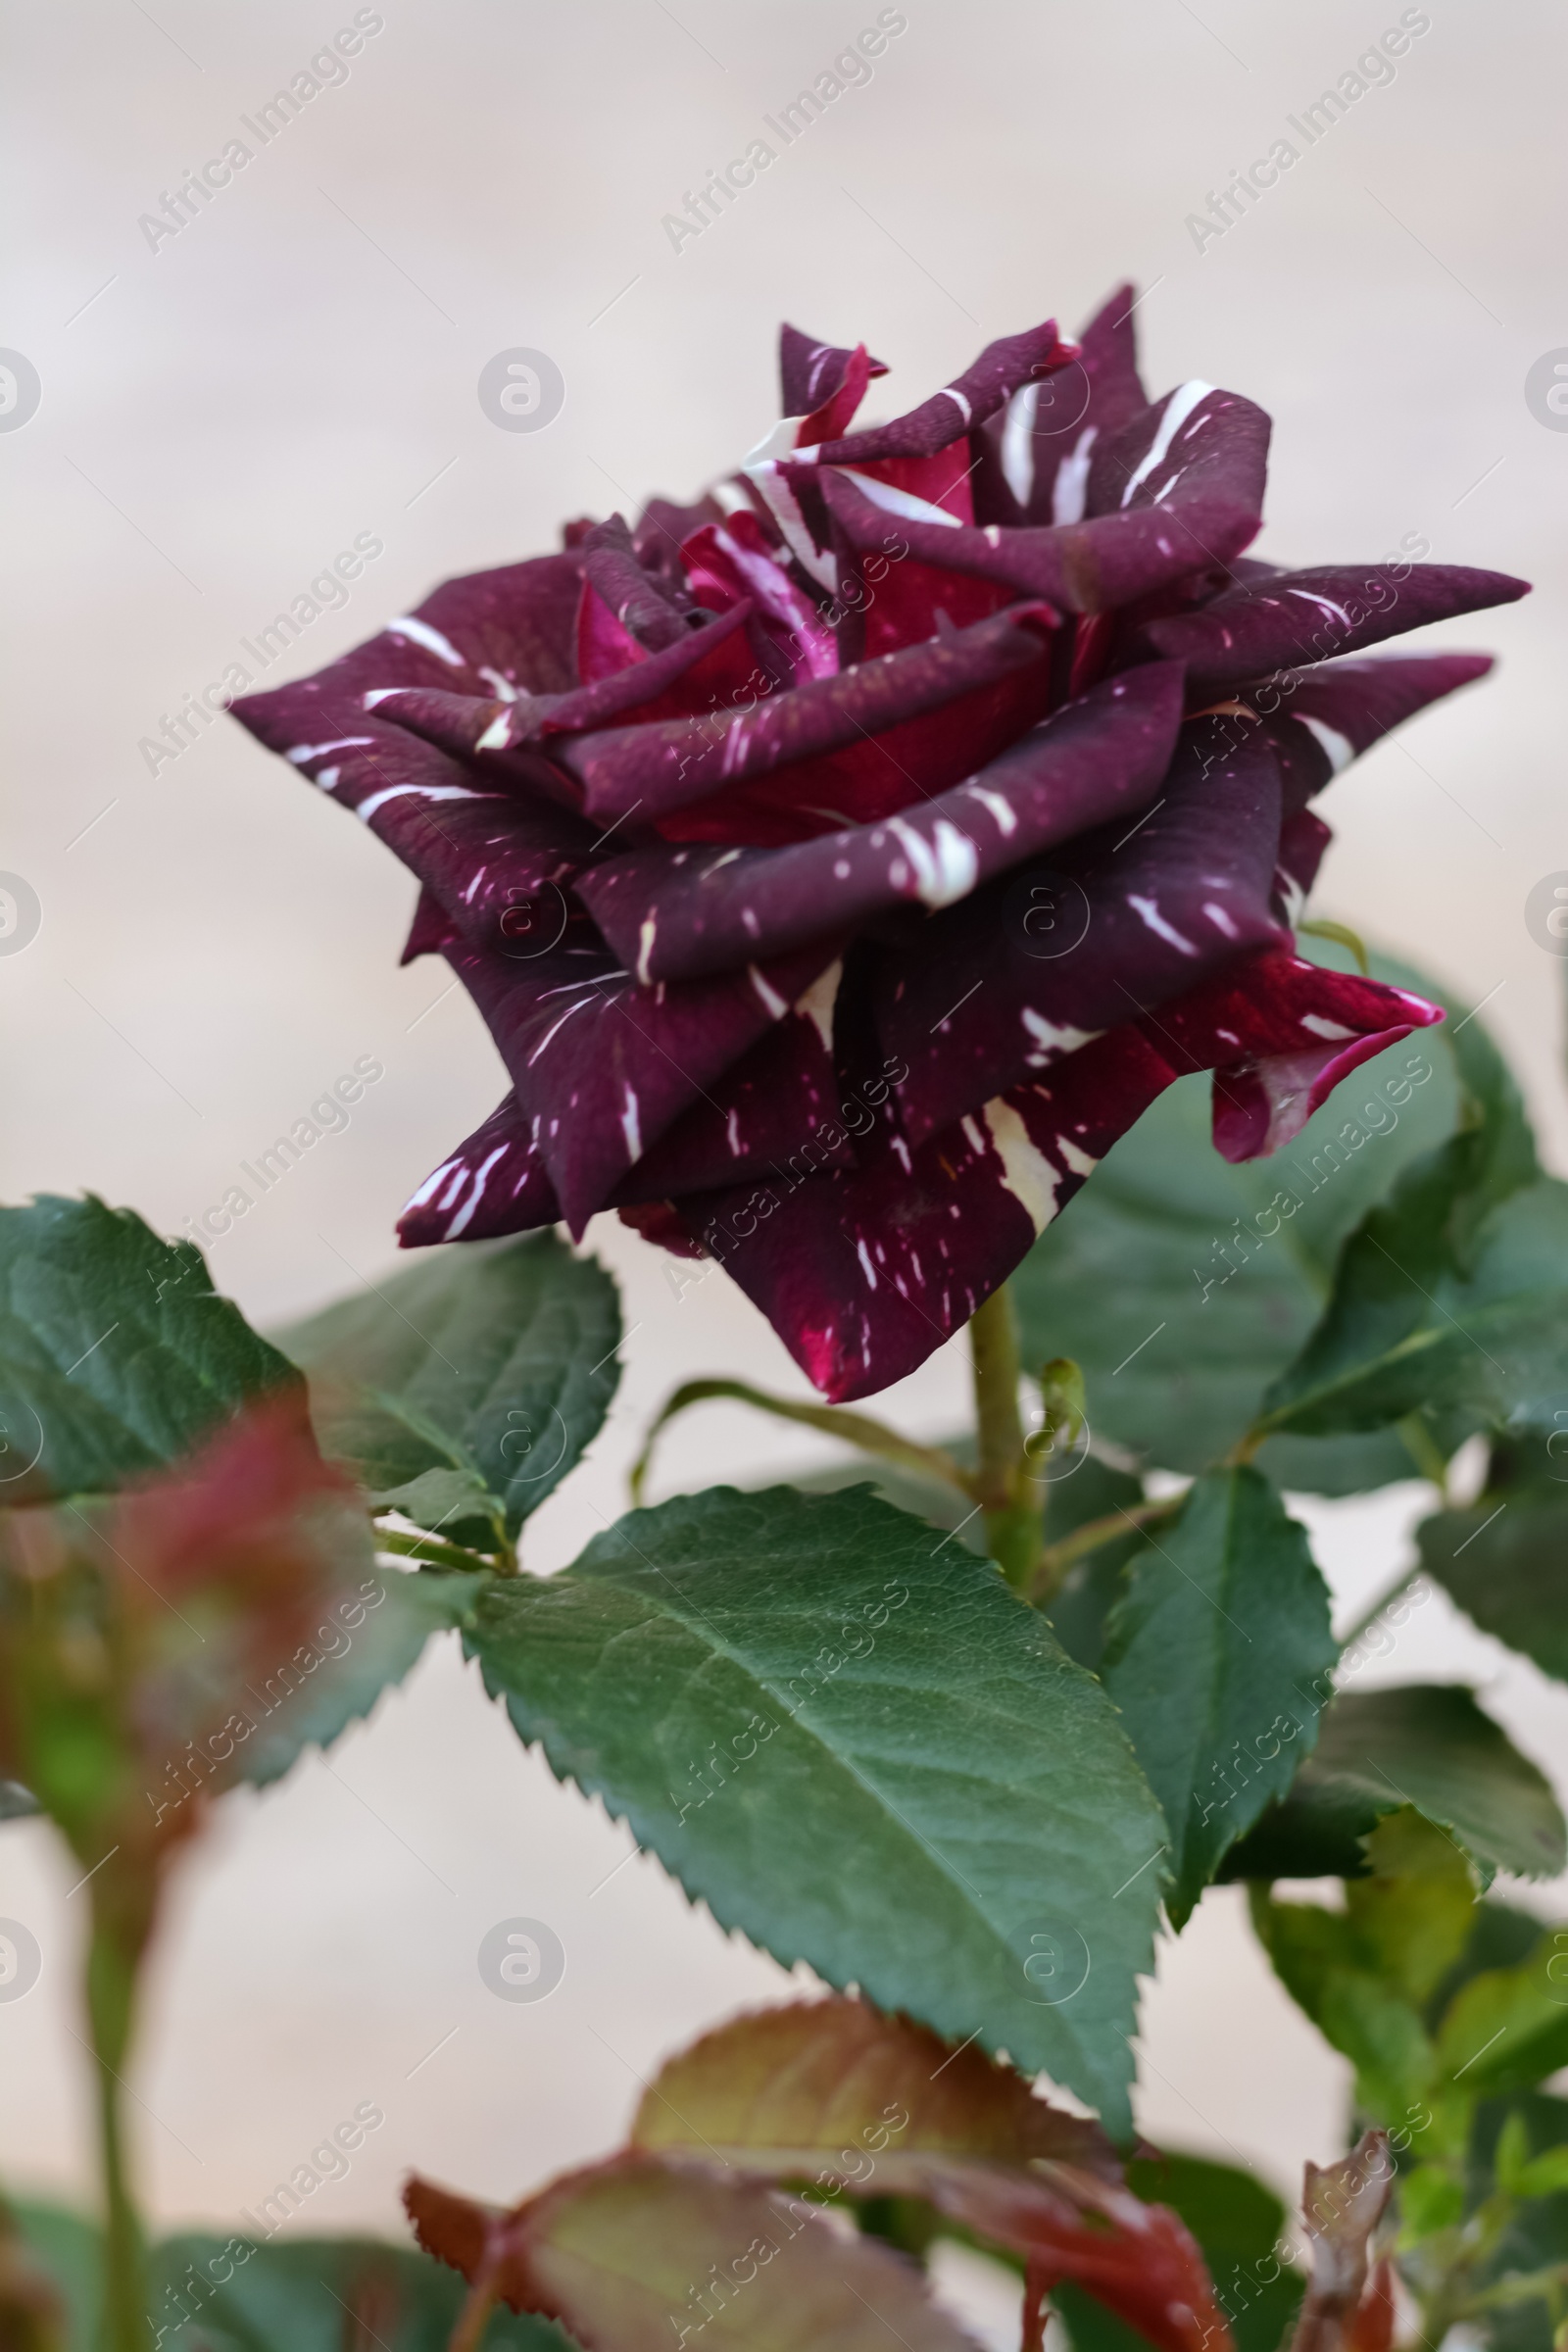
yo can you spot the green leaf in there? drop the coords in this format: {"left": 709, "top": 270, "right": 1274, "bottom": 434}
{"left": 1437, "top": 1942, "right": 1568, "bottom": 2099}
{"left": 1101, "top": 1468, "right": 1338, "bottom": 1923}
{"left": 274, "top": 1232, "right": 620, "bottom": 1541}
{"left": 231, "top": 1563, "right": 486, "bottom": 1790}
{"left": 1012, "top": 945, "right": 1469, "bottom": 1489}
{"left": 13, "top": 2206, "right": 572, "bottom": 2350}
{"left": 1249, "top": 1888, "right": 1440, "bottom": 2126}
{"left": 1468, "top": 2093, "right": 1568, "bottom": 2352}
{"left": 1418, "top": 1437, "right": 1568, "bottom": 1683}
{"left": 1221, "top": 1686, "right": 1567, "bottom": 1886}
{"left": 461, "top": 1485, "right": 1168, "bottom": 2134}
{"left": 0, "top": 1198, "right": 299, "bottom": 1502}
{"left": 1038, "top": 1454, "right": 1150, "bottom": 1675}
{"left": 1260, "top": 1177, "right": 1568, "bottom": 1440}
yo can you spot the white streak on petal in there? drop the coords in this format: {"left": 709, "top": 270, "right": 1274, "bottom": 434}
{"left": 856, "top": 1237, "right": 878, "bottom": 1290}
{"left": 964, "top": 783, "right": 1018, "bottom": 836}
{"left": 939, "top": 384, "right": 972, "bottom": 426}
{"left": 475, "top": 711, "right": 512, "bottom": 752}
{"left": 887, "top": 815, "right": 979, "bottom": 908}
{"left": 357, "top": 782, "right": 491, "bottom": 821}
{"left": 389, "top": 615, "right": 466, "bottom": 666}
{"left": 1052, "top": 423, "right": 1099, "bottom": 525}
{"left": 636, "top": 915, "right": 658, "bottom": 986}
{"left": 445, "top": 1145, "right": 508, "bottom": 1239}
{"left": 1119, "top": 381, "right": 1215, "bottom": 509}
{"left": 286, "top": 737, "right": 374, "bottom": 763}
{"left": 794, "top": 959, "right": 842, "bottom": 1051}
{"left": 1057, "top": 1135, "right": 1098, "bottom": 1178}
{"left": 1021, "top": 1007, "right": 1099, "bottom": 1059}
{"left": 982, "top": 1099, "right": 1062, "bottom": 1234}
{"left": 1001, "top": 379, "right": 1041, "bottom": 507}
{"left": 1202, "top": 901, "right": 1241, "bottom": 938}
{"left": 748, "top": 964, "right": 789, "bottom": 1018}
{"left": 1300, "top": 1013, "right": 1356, "bottom": 1041}
{"left": 620, "top": 1086, "right": 642, "bottom": 1161}
{"left": 1298, "top": 715, "right": 1355, "bottom": 773}
{"left": 835, "top": 467, "right": 962, "bottom": 528}
{"left": 1127, "top": 894, "right": 1199, "bottom": 955}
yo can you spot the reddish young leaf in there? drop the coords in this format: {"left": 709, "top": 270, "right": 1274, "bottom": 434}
{"left": 406, "top": 2156, "right": 977, "bottom": 2351}
{"left": 1288, "top": 2132, "right": 1394, "bottom": 2352}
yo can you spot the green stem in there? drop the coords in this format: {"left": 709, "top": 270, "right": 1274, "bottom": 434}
{"left": 375, "top": 1527, "right": 508, "bottom": 1575}
{"left": 1337, "top": 1565, "right": 1420, "bottom": 1652}
{"left": 1027, "top": 1495, "right": 1183, "bottom": 1603}
{"left": 968, "top": 1287, "right": 1044, "bottom": 1592}
{"left": 628, "top": 1378, "right": 972, "bottom": 1508}
{"left": 85, "top": 1917, "right": 150, "bottom": 2352}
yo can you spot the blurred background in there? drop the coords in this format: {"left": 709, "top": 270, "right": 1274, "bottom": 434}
{"left": 4, "top": 0, "right": 1566, "bottom": 2307}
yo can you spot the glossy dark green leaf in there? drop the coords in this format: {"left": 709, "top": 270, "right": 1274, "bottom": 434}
{"left": 1101, "top": 1468, "right": 1337, "bottom": 1923}
{"left": 1222, "top": 1686, "right": 1566, "bottom": 1885}
{"left": 0, "top": 1198, "right": 299, "bottom": 1503}
{"left": 462, "top": 1485, "right": 1168, "bottom": 2134}
{"left": 1418, "top": 1438, "right": 1568, "bottom": 1683}
{"left": 274, "top": 1231, "right": 620, "bottom": 1540}
{"left": 1012, "top": 947, "right": 1471, "bottom": 1488}
{"left": 13, "top": 2205, "right": 572, "bottom": 2351}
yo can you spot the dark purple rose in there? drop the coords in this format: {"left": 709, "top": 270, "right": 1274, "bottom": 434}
{"left": 232, "top": 289, "right": 1525, "bottom": 1400}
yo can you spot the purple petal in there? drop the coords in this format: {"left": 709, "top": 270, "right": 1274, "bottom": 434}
{"left": 435, "top": 914, "right": 844, "bottom": 1235}
{"left": 553, "top": 604, "right": 1058, "bottom": 828}
{"left": 807, "top": 321, "right": 1076, "bottom": 465}
{"left": 398, "top": 1092, "right": 560, "bottom": 1246}
{"left": 613, "top": 966, "right": 857, "bottom": 1202}
{"left": 779, "top": 323, "right": 888, "bottom": 418}
{"left": 1136, "top": 564, "right": 1528, "bottom": 692}
{"left": 876, "top": 720, "right": 1290, "bottom": 1145}
{"left": 816, "top": 387, "right": 1268, "bottom": 617}
{"left": 1242, "top": 652, "right": 1497, "bottom": 796}
{"left": 572, "top": 664, "right": 1186, "bottom": 983}
{"left": 973, "top": 282, "right": 1151, "bottom": 529}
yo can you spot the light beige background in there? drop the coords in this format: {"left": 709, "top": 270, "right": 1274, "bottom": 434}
{"left": 4, "top": 0, "right": 1567, "bottom": 2319}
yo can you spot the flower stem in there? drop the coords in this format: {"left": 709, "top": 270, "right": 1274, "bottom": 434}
{"left": 969, "top": 1287, "right": 1044, "bottom": 1593}
{"left": 85, "top": 1912, "right": 150, "bottom": 2352}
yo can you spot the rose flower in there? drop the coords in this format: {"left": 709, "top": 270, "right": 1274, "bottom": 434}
{"left": 232, "top": 289, "right": 1524, "bottom": 1400}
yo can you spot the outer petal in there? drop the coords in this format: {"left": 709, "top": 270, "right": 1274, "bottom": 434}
{"left": 688, "top": 952, "right": 1443, "bottom": 1399}
{"left": 817, "top": 386, "right": 1269, "bottom": 619}
{"left": 1136, "top": 564, "right": 1527, "bottom": 692}
{"left": 778, "top": 323, "right": 888, "bottom": 423}
{"left": 437, "top": 917, "right": 844, "bottom": 1234}
{"left": 876, "top": 721, "right": 1290, "bottom": 1146}
{"left": 974, "top": 282, "right": 1150, "bottom": 528}
{"left": 1243, "top": 652, "right": 1496, "bottom": 800}
{"left": 398, "top": 1092, "right": 560, "bottom": 1245}
{"left": 573, "top": 664, "right": 1187, "bottom": 983}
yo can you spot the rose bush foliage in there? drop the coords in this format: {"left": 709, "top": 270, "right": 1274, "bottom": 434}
{"left": 233, "top": 288, "right": 1523, "bottom": 1399}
